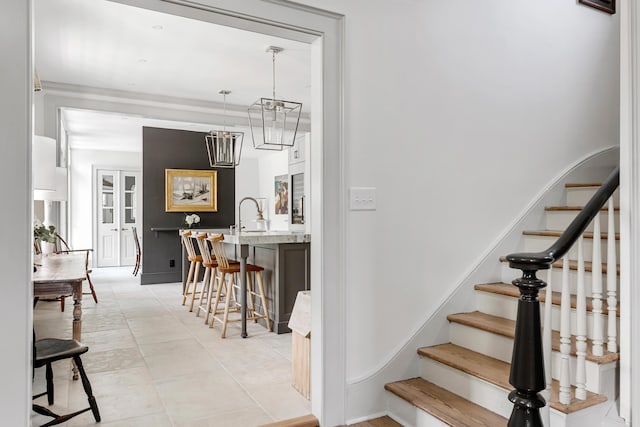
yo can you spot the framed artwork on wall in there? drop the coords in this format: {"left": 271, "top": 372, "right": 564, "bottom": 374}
{"left": 165, "top": 169, "right": 217, "bottom": 212}
{"left": 578, "top": 0, "right": 615, "bottom": 14}
{"left": 274, "top": 174, "right": 289, "bottom": 215}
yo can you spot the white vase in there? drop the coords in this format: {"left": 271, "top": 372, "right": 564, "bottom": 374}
{"left": 41, "top": 241, "right": 55, "bottom": 255}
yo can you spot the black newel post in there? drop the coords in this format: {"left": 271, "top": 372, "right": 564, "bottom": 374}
{"left": 508, "top": 267, "right": 547, "bottom": 427}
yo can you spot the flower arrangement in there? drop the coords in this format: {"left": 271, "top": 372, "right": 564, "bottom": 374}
{"left": 34, "top": 219, "right": 56, "bottom": 243}
{"left": 184, "top": 213, "right": 200, "bottom": 228}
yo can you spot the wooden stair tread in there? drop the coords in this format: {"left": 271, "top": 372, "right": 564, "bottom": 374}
{"left": 523, "top": 229, "right": 620, "bottom": 240}
{"left": 474, "top": 282, "right": 620, "bottom": 317}
{"left": 447, "top": 311, "right": 619, "bottom": 364}
{"left": 499, "top": 256, "right": 620, "bottom": 275}
{"left": 385, "top": 377, "right": 507, "bottom": 426}
{"left": 417, "top": 343, "right": 608, "bottom": 414}
{"left": 257, "top": 414, "right": 319, "bottom": 427}
{"left": 347, "top": 416, "right": 403, "bottom": 426}
{"left": 419, "top": 343, "right": 511, "bottom": 389}
{"left": 545, "top": 206, "right": 619, "bottom": 211}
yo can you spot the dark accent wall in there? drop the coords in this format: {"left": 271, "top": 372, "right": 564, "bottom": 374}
{"left": 141, "top": 127, "right": 235, "bottom": 284}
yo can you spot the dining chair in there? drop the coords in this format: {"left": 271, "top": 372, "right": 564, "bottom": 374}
{"left": 194, "top": 233, "right": 219, "bottom": 323}
{"left": 181, "top": 230, "right": 203, "bottom": 311}
{"left": 32, "top": 299, "right": 101, "bottom": 426}
{"left": 132, "top": 226, "right": 141, "bottom": 276}
{"left": 55, "top": 233, "right": 97, "bottom": 307}
{"left": 208, "top": 233, "right": 271, "bottom": 338}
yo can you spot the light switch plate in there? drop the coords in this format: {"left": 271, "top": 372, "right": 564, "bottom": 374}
{"left": 350, "top": 187, "right": 376, "bottom": 211}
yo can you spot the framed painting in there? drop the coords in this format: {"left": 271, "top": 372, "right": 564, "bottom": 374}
{"left": 165, "top": 169, "right": 217, "bottom": 212}
{"left": 579, "top": 0, "right": 615, "bottom": 14}
{"left": 274, "top": 174, "right": 289, "bottom": 215}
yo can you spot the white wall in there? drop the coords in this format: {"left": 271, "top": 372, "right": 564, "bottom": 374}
{"left": 69, "top": 148, "right": 141, "bottom": 251}
{"left": 235, "top": 156, "right": 260, "bottom": 228}
{"left": 258, "top": 150, "right": 290, "bottom": 230}
{"left": 289, "top": 0, "right": 620, "bottom": 420}
{"left": 1, "top": 0, "right": 32, "bottom": 424}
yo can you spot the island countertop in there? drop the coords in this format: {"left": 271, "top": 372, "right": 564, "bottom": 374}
{"left": 182, "top": 228, "right": 311, "bottom": 245}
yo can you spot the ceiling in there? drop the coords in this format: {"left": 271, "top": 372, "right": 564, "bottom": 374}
{"left": 34, "top": 0, "right": 311, "bottom": 154}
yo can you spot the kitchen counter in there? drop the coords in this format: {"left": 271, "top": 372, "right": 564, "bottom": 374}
{"left": 222, "top": 230, "right": 311, "bottom": 245}
{"left": 182, "top": 229, "right": 310, "bottom": 245}
{"left": 180, "top": 228, "right": 311, "bottom": 335}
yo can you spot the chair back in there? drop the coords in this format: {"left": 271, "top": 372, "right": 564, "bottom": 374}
{"left": 54, "top": 233, "right": 72, "bottom": 253}
{"left": 208, "top": 233, "right": 230, "bottom": 269}
{"left": 181, "top": 230, "right": 198, "bottom": 260}
{"left": 195, "top": 232, "right": 214, "bottom": 265}
{"left": 132, "top": 227, "right": 141, "bottom": 256}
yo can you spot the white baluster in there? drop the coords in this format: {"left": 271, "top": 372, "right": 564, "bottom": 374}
{"left": 559, "top": 254, "right": 572, "bottom": 405}
{"left": 607, "top": 197, "right": 618, "bottom": 353}
{"left": 542, "top": 268, "right": 553, "bottom": 425}
{"left": 592, "top": 213, "right": 604, "bottom": 357}
{"left": 575, "top": 236, "right": 587, "bottom": 400}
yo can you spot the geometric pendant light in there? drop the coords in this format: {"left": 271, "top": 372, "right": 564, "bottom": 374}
{"left": 205, "top": 90, "right": 244, "bottom": 168}
{"left": 247, "top": 46, "right": 302, "bottom": 151}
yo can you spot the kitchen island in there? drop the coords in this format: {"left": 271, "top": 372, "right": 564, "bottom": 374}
{"left": 181, "top": 229, "right": 311, "bottom": 336}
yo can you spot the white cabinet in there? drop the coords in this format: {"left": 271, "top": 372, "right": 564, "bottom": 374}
{"left": 288, "top": 134, "right": 306, "bottom": 165}
{"left": 288, "top": 133, "right": 310, "bottom": 233}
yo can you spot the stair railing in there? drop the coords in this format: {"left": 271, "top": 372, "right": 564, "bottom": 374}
{"left": 505, "top": 167, "right": 619, "bottom": 427}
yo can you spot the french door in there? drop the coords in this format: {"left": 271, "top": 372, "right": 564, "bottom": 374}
{"left": 96, "top": 169, "right": 140, "bottom": 267}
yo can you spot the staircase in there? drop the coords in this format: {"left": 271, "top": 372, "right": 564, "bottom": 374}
{"left": 385, "top": 176, "right": 620, "bottom": 426}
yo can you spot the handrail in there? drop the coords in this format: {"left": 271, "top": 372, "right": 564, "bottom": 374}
{"left": 507, "top": 167, "right": 619, "bottom": 271}
{"left": 504, "top": 166, "right": 619, "bottom": 427}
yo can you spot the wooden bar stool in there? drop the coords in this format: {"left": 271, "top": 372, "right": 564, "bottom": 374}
{"left": 208, "top": 233, "right": 271, "bottom": 338}
{"left": 194, "top": 232, "right": 219, "bottom": 324}
{"left": 180, "top": 230, "right": 203, "bottom": 311}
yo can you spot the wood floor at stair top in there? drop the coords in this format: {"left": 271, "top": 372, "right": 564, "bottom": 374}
{"left": 257, "top": 414, "right": 319, "bottom": 427}
{"left": 545, "top": 206, "right": 619, "bottom": 211}
{"left": 447, "top": 311, "right": 618, "bottom": 363}
{"left": 474, "top": 282, "right": 620, "bottom": 316}
{"left": 347, "top": 416, "right": 402, "bottom": 426}
{"left": 417, "top": 343, "right": 607, "bottom": 414}
{"left": 385, "top": 377, "right": 507, "bottom": 427}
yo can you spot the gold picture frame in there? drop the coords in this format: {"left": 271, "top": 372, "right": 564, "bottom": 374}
{"left": 165, "top": 169, "right": 217, "bottom": 212}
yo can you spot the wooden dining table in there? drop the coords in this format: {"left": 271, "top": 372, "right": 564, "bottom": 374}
{"left": 33, "top": 252, "right": 87, "bottom": 379}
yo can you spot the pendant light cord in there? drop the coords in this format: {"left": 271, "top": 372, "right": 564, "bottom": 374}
{"left": 272, "top": 49, "right": 276, "bottom": 102}
{"left": 223, "top": 92, "right": 227, "bottom": 132}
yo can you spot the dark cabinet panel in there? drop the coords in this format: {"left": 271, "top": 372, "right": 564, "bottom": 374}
{"left": 252, "top": 243, "right": 310, "bottom": 334}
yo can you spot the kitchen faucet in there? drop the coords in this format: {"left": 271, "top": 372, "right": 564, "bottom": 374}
{"left": 237, "top": 197, "right": 265, "bottom": 232}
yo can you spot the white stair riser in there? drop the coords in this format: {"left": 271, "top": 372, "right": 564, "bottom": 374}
{"left": 449, "top": 322, "right": 513, "bottom": 363}
{"left": 449, "top": 322, "right": 614, "bottom": 394}
{"left": 548, "top": 354, "right": 618, "bottom": 402}
{"left": 545, "top": 210, "right": 618, "bottom": 233}
{"left": 566, "top": 187, "right": 619, "bottom": 206}
{"left": 501, "top": 265, "right": 619, "bottom": 297}
{"left": 476, "top": 292, "right": 620, "bottom": 345}
{"left": 550, "top": 400, "right": 611, "bottom": 427}
{"left": 523, "top": 235, "right": 619, "bottom": 263}
{"left": 386, "top": 392, "right": 449, "bottom": 427}
{"left": 418, "top": 356, "right": 513, "bottom": 419}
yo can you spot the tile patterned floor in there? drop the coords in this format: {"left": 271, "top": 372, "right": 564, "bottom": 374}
{"left": 32, "top": 267, "right": 310, "bottom": 426}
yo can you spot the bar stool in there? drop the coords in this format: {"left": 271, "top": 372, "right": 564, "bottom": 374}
{"left": 194, "top": 232, "right": 219, "bottom": 324}
{"left": 180, "top": 230, "right": 202, "bottom": 311}
{"left": 208, "top": 233, "right": 271, "bottom": 338}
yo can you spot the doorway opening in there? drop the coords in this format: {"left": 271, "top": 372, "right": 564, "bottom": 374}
{"left": 34, "top": 0, "right": 345, "bottom": 424}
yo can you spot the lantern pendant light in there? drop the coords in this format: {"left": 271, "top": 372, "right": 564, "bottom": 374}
{"left": 205, "top": 90, "right": 244, "bottom": 168}
{"left": 248, "top": 46, "right": 302, "bottom": 151}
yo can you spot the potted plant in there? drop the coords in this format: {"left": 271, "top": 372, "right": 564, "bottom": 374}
{"left": 34, "top": 220, "right": 57, "bottom": 255}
